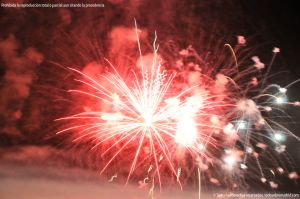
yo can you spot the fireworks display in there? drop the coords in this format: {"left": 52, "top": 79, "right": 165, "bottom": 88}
{"left": 56, "top": 22, "right": 300, "bottom": 192}
{"left": 1, "top": 1, "right": 300, "bottom": 198}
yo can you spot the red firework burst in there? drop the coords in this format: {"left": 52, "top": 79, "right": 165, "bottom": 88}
{"left": 56, "top": 22, "right": 300, "bottom": 192}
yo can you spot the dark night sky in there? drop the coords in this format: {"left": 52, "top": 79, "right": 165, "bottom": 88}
{"left": 241, "top": 1, "right": 300, "bottom": 77}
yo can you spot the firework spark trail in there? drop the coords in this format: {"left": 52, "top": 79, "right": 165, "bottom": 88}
{"left": 56, "top": 24, "right": 300, "bottom": 193}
